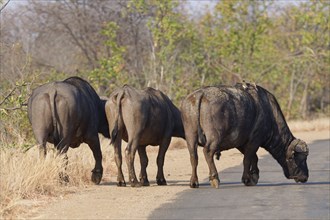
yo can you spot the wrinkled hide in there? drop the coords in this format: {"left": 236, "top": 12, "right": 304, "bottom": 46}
{"left": 105, "top": 85, "right": 184, "bottom": 187}
{"left": 181, "top": 83, "right": 309, "bottom": 188}
{"left": 28, "top": 76, "right": 109, "bottom": 184}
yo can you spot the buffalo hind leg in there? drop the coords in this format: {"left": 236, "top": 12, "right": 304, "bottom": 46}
{"left": 35, "top": 131, "right": 48, "bottom": 160}
{"left": 86, "top": 137, "right": 103, "bottom": 185}
{"left": 113, "top": 134, "right": 126, "bottom": 186}
{"left": 156, "top": 138, "right": 171, "bottom": 185}
{"left": 138, "top": 145, "right": 149, "bottom": 186}
{"left": 203, "top": 142, "right": 220, "bottom": 189}
{"left": 55, "top": 143, "right": 70, "bottom": 183}
{"left": 125, "top": 140, "right": 140, "bottom": 187}
{"left": 58, "top": 153, "right": 70, "bottom": 183}
{"left": 38, "top": 143, "right": 47, "bottom": 160}
{"left": 186, "top": 136, "right": 199, "bottom": 188}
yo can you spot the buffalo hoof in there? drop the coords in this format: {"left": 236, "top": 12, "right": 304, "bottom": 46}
{"left": 130, "top": 179, "right": 141, "bottom": 187}
{"left": 210, "top": 178, "right": 219, "bottom": 189}
{"left": 190, "top": 181, "right": 199, "bottom": 188}
{"left": 156, "top": 178, "right": 167, "bottom": 186}
{"left": 140, "top": 178, "right": 150, "bottom": 186}
{"left": 251, "top": 172, "right": 259, "bottom": 185}
{"left": 91, "top": 169, "right": 103, "bottom": 185}
{"left": 91, "top": 172, "right": 102, "bottom": 185}
{"left": 242, "top": 175, "right": 257, "bottom": 186}
{"left": 117, "top": 181, "right": 126, "bottom": 187}
{"left": 59, "top": 172, "right": 70, "bottom": 183}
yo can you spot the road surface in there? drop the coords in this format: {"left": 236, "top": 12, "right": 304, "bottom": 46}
{"left": 149, "top": 139, "right": 330, "bottom": 219}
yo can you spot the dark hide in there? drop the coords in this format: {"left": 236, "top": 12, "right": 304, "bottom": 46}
{"left": 105, "top": 85, "right": 184, "bottom": 187}
{"left": 180, "top": 83, "right": 309, "bottom": 188}
{"left": 27, "top": 76, "right": 109, "bottom": 184}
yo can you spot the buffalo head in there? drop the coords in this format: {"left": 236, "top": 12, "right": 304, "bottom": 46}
{"left": 285, "top": 139, "right": 309, "bottom": 183}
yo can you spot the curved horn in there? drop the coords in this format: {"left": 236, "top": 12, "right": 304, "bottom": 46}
{"left": 286, "top": 139, "right": 300, "bottom": 159}
{"left": 294, "top": 139, "right": 309, "bottom": 154}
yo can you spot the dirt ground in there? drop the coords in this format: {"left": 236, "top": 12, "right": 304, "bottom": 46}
{"left": 27, "top": 130, "right": 329, "bottom": 219}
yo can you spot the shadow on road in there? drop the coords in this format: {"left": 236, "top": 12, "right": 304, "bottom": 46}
{"left": 148, "top": 139, "right": 330, "bottom": 220}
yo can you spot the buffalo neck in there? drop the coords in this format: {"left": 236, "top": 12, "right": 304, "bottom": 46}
{"left": 256, "top": 87, "right": 294, "bottom": 170}
{"left": 263, "top": 116, "right": 294, "bottom": 170}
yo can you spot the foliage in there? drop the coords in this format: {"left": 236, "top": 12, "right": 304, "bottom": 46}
{"left": 86, "top": 21, "right": 127, "bottom": 95}
{"left": 0, "top": 74, "right": 38, "bottom": 148}
{"left": 271, "top": 0, "right": 330, "bottom": 119}
{"left": 0, "top": 0, "right": 329, "bottom": 148}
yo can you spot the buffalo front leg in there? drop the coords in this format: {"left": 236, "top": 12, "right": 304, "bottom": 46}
{"left": 241, "top": 146, "right": 259, "bottom": 186}
{"left": 156, "top": 138, "right": 171, "bottom": 185}
{"left": 203, "top": 143, "right": 220, "bottom": 189}
{"left": 125, "top": 140, "right": 139, "bottom": 187}
{"left": 138, "top": 145, "right": 149, "bottom": 186}
{"left": 86, "top": 137, "right": 103, "bottom": 185}
{"left": 249, "top": 154, "right": 259, "bottom": 185}
{"left": 237, "top": 147, "right": 260, "bottom": 186}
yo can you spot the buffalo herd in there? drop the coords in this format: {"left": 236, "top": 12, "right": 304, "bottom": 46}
{"left": 28, "top": 77, "right": 309, "bottom": 188}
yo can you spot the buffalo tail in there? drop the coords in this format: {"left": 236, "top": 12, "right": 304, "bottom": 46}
{"left": 49, "top": 89, "right": 60, "bottom": 146}
{"left": 196, "top": 93, "right": 206, "bottom": 146}
{"left": 110, "top": 90, "right": 124, "bottom": 145}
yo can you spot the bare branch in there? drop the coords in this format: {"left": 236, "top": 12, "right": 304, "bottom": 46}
{"left": 0, "top": 104, "right": 26, "bottom": 111}
{"left": 0, "top": 86, "right": 16, "bottom": 106}
{"left": 0, "top": 0, "right": 11, "bottom": 13}
{"left": 0, "top": 82, "right": 30, "bottom": 107}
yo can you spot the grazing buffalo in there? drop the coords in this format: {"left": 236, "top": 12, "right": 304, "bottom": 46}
{"left": 105, "top": 85, "right": 184, "bottom": 187}
{"left": 28, "top": 76, "right": 109, "bottom": 184}
{"left": 181, "top": 83, "right": 309, "bottom": 188}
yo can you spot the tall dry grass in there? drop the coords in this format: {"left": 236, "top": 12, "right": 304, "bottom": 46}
{"left": 288, "top": 117, "right": 330, "bottom": 132}
{"left": 0, "top": 137, "right": 115, "bottom": 219}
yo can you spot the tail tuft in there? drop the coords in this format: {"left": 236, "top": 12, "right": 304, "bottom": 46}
{"left": 110, "top": 123, "right": 118, "bottom": 145}
{"left": 197, "top": 126, "right": 206, "bottom": 146}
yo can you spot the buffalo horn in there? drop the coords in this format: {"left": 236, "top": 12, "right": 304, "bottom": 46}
{"left": 294, "top": 140, "right": 309, "bottom": 154}
{"left": 286, "top": 139, "right": 300, "bottom": 159}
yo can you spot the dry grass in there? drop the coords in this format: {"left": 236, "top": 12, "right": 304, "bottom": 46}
{"left": 288, "top": 117, "right": 330, "bottom": 132}
{"left": 0, "top": 137, "right": 115, "bottom": 219}
{"left": 1, "top": 148, "right": 68, "bottom": 219}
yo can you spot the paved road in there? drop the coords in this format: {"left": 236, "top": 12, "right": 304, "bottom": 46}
{"left": 149, "top": 139, "right": 330, "bottom": 220}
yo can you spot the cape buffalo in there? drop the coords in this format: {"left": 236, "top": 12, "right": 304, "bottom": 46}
{"left": 180, "top": 83, "right": 309, "bottom": 188}
{"left": 28, "top": 76, "right": 109, "bottom": 184}
{"left": 105, "top": 85, "right": 184, "bottom": 187}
